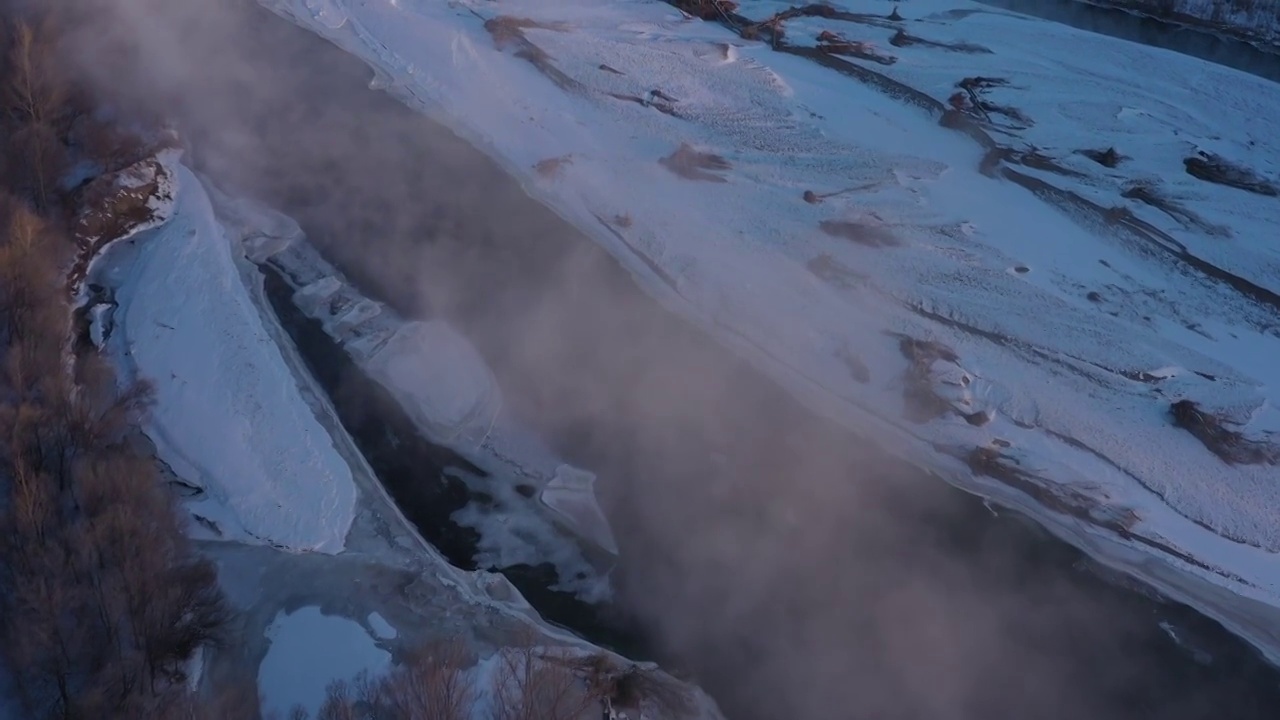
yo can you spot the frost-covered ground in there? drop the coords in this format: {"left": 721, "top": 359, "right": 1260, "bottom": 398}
{"left": 260, "top": 0, "right": 1280, "bottom": 661}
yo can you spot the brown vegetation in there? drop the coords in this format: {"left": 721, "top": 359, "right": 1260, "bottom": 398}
{"left": 1, "top": 7, "right": 234, "bottom": 719}
{"left": 659, "top": 143, "right": 731, "bottom": 182}
{"left": 1183, "top": 151, "right": 1278, "bottom": 197}
{"left": 674, "top": 0, "right": 739, "bottom": 21}
{"left": 534, "top": 155, "right": 572, "bottom": 179}
{"left": 818, "top": 219, "right": 899, "bottom": 247}
{"left": 1079, "top": 146, "right": 1125, "bottom": 168}
{"left": 1121, "top": 182, "right": 1229, "bottom": 236}
{"left": 893, "top": 334, "right": 959, "bottom": 422}
{"left": 310, "top": 636, "right": 698, "bottom": 720}
{"left": 312, "top": 640, "right": 598, "bottom": 720}
{"left": 816, "top": 30, "right": 898, "bottom": 65}
{"left": 889, "top": 28, "right": 992, "bottom": 53}
{"left": 1170, "top": 399, "right": 1279, "bottom": 465}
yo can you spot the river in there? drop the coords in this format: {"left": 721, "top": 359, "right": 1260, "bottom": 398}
{"left": 161, "top": 0, "right": 1280, "bottom": 718}
{"left": 971, "top": 0, "right": 1280, "bottom": 81}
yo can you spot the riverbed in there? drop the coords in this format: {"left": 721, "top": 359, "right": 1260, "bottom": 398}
{"left": 160, "top": 0, "right": 1280, "bottom": 718}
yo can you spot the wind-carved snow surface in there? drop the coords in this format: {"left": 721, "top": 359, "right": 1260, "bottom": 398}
{"left": 102, "top": 161, "right": 357, "bottom": 553}
{"left": 261, "top": 0, "right": 1280, "bottom": 660}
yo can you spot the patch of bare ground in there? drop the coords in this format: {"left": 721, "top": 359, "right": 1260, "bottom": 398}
{"left": 1079, "top": 146, "right": 1127, "bottom": 168}
{"left": 66, "top": 157, "right": 172, "bottom": 295}
{"left": 889, "top": 28, "right": 993, "bottom": 53}
{"left": 534, "top": 155, "right": 572, "bottom": 178}
{"left": 482, "top": 17, "right": 581, "bottom": 92}
{"left": 674, "top": 0, "right": 739, "bottom": 21}
{"left": 740, "top": 4, "right": 896, "bottom": 47}
{"left": 1184, "top": 151, "right": 1279, "bottom": 197}
{"left": 988, "top": 147, "right": 1085, "bottom": 178}
{"left": 802, "top": 181, "right": 879, "bottom": 204}
{"left": 805, "top": 253, "right": 866, "bottom": 290}
{"left": 1171, "top": 400, "right": 1279, "bottom": 466}
{"left": 950, "top": 76, "right": 1033, "bottom": 129}
{"left": 607, "top": 89, "right": 680, "bottom": 117}
{"left": 659, "top": 143, "right": 731, "bottom": 182}
{"left": 893, "top": 334, "right": 960, "bottom": 422}
{"left": 963, "top": 447, "right": 1144, "bottom": 531}
{"left": 816, "top": 30, "right": 897, "bottom": 65}
{"left": 313, "top": 637, "right": 695, "bottom": 720}
{"left": 1001, "top": 166, "right": 1280, "bottom": 315}
{"left": 819, "top": 219, "right": 899, "bottom": 247}
{"left": 1122, "top": 182, "right": 1230, "bottom": 236}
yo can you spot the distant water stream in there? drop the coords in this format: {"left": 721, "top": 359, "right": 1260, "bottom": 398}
{"left": 970, "top": 0, "right": 1280, "bottom": 81}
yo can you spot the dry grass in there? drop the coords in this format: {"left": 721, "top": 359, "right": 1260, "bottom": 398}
{"left": 674, "top": 0, "right": 740, "bottom": 20}
{"left": 659, "top": 143, "right": 731, "bottom": 182}
{"left": 1183, "top": 151, "right": 1278, "bottom": 196}
{"left": 818, "top": 219, "right": 899, "bottom": 247}
{"left": 1170, "top": 399, "right": 1279, "bottom": 465}
{"left": 315, "top": 639, "right": 477, "bottom": 720}
{"left": 534, "top": 155, "right": 572, "bottom": 179}
{"left": 816, "top": 30, "right": 897, "bottom": 65}
{"left": 492, "top": 645, "right": 598, "bottom": 720}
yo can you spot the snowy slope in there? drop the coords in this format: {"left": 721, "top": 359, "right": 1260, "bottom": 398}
{"left": 260, "top": 0, "right": 1280, "bottom": 659}
{"left": 96, "top": 158, "right": 357, "bottom": 553}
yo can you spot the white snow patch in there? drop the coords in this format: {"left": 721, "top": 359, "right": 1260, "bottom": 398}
{"left": 357, "top": 320, "right": 502, "bottom": 446}
{"left": 540, "top": 465, "right": 619, "bottom": 555}
{"left": 367, "top": 611, "right": 398, "bottom": 640}
{"left": 108, "top": 164, "right": 356, "bottom": 553}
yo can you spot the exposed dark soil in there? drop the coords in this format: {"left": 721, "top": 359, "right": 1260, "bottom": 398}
{"left": 482, "top": 17, "right": 581, "bottom": 92}
{"left": 819, "top": 219, "right": 899, "bottom": 247}
{"left": 1170, "top": 399, "right": 1279, "bottom": 466}
{"left": 1184, "top": 153, "right": 1279, "bottom": 197}
{"left": 68, "top": 158, "right": 171, "bottom": 295}
{"left": 817, "top": 30, "right": 898, "bottom": 65}
{"left": 890, "top": 28, "right": 993, "bottom": 53}
{"left": 659, "top": 143, "right": 731, "bottom": 182}
{"left": 1080, "top": 147, "right": 1126, "bottom": 168}
{"left": 893, "top": 334, "right": 960, "bottom": 422}
{"left": 1122, "top": 183, "right": 1228, "bottom": 236}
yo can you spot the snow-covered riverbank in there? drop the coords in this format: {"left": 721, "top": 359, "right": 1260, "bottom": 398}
{"left": 259, "top": 0, "right": 1280, "bottom": 666}
{"left": 85, "top": 151, "right": 722, "bottom": 718}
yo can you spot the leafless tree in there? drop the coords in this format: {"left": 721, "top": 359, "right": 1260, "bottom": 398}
{"left": 491, "top": 643, "right": 600, "bottom": 720}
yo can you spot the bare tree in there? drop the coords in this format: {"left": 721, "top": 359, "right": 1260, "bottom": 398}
{"left": 3, "top": 16, "right": 69, "bottom": 127}
{"left": 2, "top": 17, "right": 73, "bottom": 210}
{"left": 491, "top": 644, "right": 600, "bottom": 720}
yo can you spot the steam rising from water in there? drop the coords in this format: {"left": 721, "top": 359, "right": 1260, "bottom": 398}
{"left": 60, "top": 1, "right": 1260, "bottom": 718}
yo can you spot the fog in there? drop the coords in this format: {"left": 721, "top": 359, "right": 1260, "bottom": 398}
{"left": 57, "top": 1, "right": 1273, "bottom": 718}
